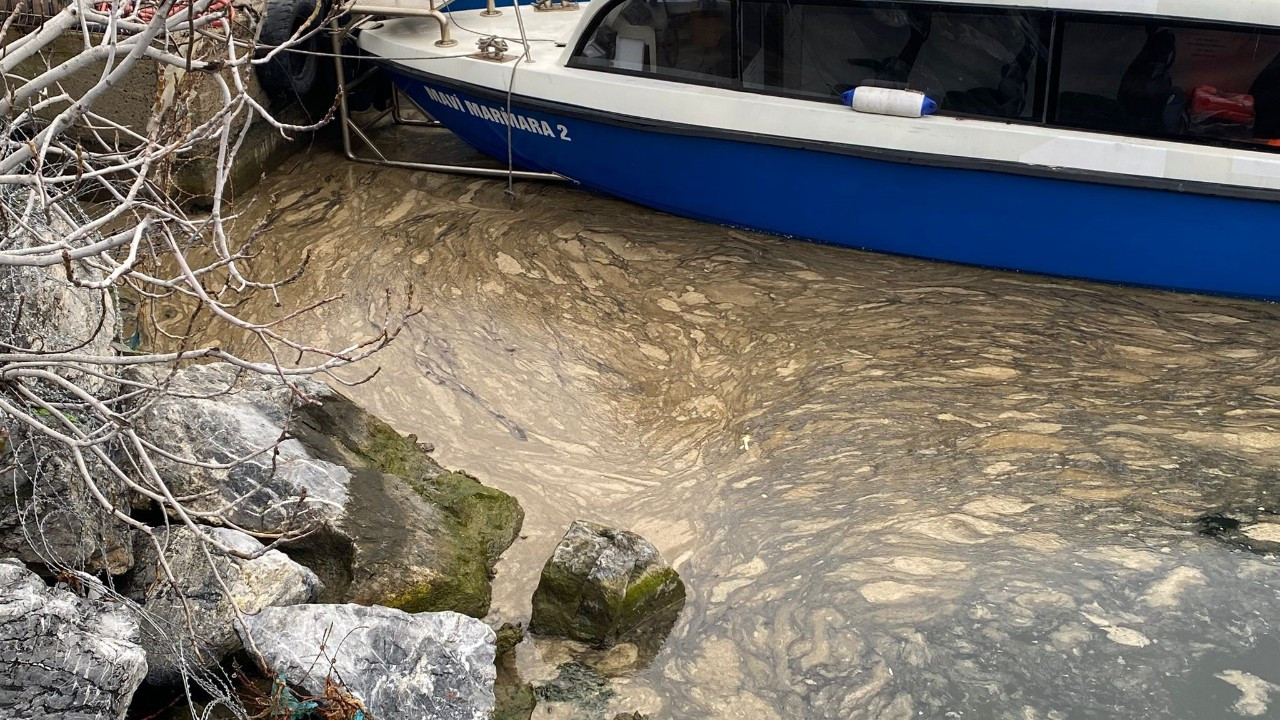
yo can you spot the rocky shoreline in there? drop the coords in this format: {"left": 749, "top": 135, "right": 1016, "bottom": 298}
{"left": 0, "top": 253, "right": 682, "bottom": 719}
{"left": 1, "top": 362, "right": 684, "bottom": 719}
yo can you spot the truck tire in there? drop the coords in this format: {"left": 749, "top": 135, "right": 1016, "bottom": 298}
{"left": 256, "top": 0, "right": 326, "bottom": 110}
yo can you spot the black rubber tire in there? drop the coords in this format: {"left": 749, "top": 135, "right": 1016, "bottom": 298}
{"left": 339, "top": 42, "right": 393, "bottom": 113}
{"left": 255, "top": 0, "right": 325, "bottom": 109}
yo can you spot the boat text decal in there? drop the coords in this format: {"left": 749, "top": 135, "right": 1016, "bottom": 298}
{"left": 425, "top": 86, "right": 572, "bottom": 142}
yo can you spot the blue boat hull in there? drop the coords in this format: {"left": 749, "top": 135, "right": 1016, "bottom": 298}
{"left": 438, "top": 0, "right": 537, "bottom": 11}
{"left": 392, "top": 72, "right": 1280, "bottom": 302}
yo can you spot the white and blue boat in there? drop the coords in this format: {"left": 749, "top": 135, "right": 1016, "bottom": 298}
{"left": 354, "top": 0, "right": 1280, "bottom": 300}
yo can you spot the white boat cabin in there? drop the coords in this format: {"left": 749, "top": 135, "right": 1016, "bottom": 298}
{"left": 567, "top": 0, "right": 1280, "bottom": 153}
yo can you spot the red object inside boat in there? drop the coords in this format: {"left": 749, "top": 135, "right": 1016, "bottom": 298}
{"left": 1190, "top": 86, "right": 1256, "bottom": 124}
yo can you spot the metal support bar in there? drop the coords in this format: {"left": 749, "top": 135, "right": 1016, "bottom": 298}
{"left": 510, "top": 0, "right": 532, "bottom": 62}
{"left": 330, "top": 9, "right": 566, "bottom": 183}
{"left": 391, "top": 89, "right": 443, "bottom": 126}
{"left": 430, "top": 9, "right": 458, "bottom": 47}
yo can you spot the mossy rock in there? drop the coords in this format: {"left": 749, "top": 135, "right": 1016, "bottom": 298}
{"left": 291, "top": 391, "right": 523, "bottom": 617}
{"left": 530, "top": 521, "right": 685, "bottom": 653}
{"left": 493, "top": 677, "right": 537, "bottom": 720}
{"left": 495, "top": 621, "right": 526, "bottom": 657}
{"left": 534, "top": 662, "right": 615, "bottom": 712}
{"left": 493, "top": 624, "right": 536, "bottom": 720}
{"left": 377, "top": 548, "right": 492, "bottom": 617}
{"left": 423, "top": 471, "right": 525, "bottom": 562}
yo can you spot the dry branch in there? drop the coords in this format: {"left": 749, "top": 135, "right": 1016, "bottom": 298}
{"left": 1, "top": 0, "right": 405, "bottom": 713}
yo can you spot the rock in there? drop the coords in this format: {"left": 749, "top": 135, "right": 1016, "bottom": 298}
{"left": 0, "top": 435, "right": 134, "bottom": 574}
{"left": 494, "top": 674, "right": 537, "bottom": 720}
{"left": 493, "top": 623, "right": 535, "bottom": 720}
{"left": 124, "top": 526, "right": 322, "bottom": 685}
{"left": 132, "top": 362, "right": 523, "bottom": 618}
{"left": 1198, "top": 513, "right": 1242, "bottom": 537}
{"left": 533, "top": 662, "right": 615, "bottom": 715}
{"left": 0, "top": 228, "right": 132, "bottom": 574}
{"left": 1240, "top": 522, "right": 1280, "bottom": 554}
{"left": 0, "top": 218, "right": 120, "bottom": 393}
{"left": 529, "top": 521, "right": 686, "bottom": 651}
{"left": 133, "top": 363, "right": 351, "bottom": 536}
{"left": 1217, "top": 669, "right": 1279, "bottom": 717}
{"left": 237, "top": 604, "right": 496, "bottom": 720}
{"left": 290, "top": 392, "right": 524, "bottom": 617}
{"left": 0, "top": 559, "right": 147, "bottom": 718}
{"left": 495, "top": 621, "right": 526, "bottom": 657}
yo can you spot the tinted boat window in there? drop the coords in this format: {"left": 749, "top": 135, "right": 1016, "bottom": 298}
{"left": 1054, "top": 17, "right": 1280, "bottom": 150}
{"left": 738, "top": 1, "right": 1049, "bottom": 120}
{"left": 571, "top": 0, "right": 735, "bottom": 86}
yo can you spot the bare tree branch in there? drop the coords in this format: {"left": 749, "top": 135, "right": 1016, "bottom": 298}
{"left": 1, "top": 0, "right": 411, "bottom": 712}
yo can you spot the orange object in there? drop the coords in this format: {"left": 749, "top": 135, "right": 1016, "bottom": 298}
{"left": 92, "top": 0, "right": 235, "bottom": 22}
{"left": 1191, "top": 86, "right": 1255, "bottom": 124}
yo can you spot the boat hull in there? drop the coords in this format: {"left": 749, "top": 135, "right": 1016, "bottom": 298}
{"left": 392, "top": 71, "right": 1280, "bottom": 302}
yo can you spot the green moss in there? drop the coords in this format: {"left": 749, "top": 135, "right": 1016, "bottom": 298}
{"left": 613, "top": 568, "right": 685, "bottom": 647}
{"left": 531, "top": 552, "right": 685, "bottom": 651}
{"left": 368, "top": 474, "right": 517, "bottom": 618}
{"left": 382, "top": 562, "right": 491, "bottom": 617}
{"left": 294, "top": 394, "right": 524, "bottom": 618}
{"left": 618, "top": 568, "right": 682, "bottom": 620}
{"left": 423, "top": 472, "right": 524, "bottom": 562}
{"left": 495, "top": 622, "right": 526, "bottom": 657}
{"left": 356, "top": 418, "right": 524, "bottom": 572}
{"left": 360, "top": 416, "right": 436, "bottom": 479}
{"left": 529, "top": 562, "right": 590, "bottom": 639}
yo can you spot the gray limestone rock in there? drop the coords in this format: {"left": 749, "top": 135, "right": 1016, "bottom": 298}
{"left": 125, "top": 527, "right": 322, "bottom": 685}
{"left": 0, "top": 219, "right": 119, "bottom": 394}
{"left": 133, "top": 363, "right": 351, "bottom": 535}
{"left": 237, "top": 603, "right": 496, "bottom": 720}
{"left": 0, "top": 559, "right": 147, "bottom": 719}
{"left": 0, "top": 226, "right": 131, "bottom": 574}
{"left": 287, "top": 394, "right": 524, "bottom": 618}
{"left": 0, "top": 438, "right": 134, "bottom": 574}
{"left": 132, "top": 362, "right": 522, "bottom": 619}
{"left": 529, "top": 521, "right": 686, "bottom": 652}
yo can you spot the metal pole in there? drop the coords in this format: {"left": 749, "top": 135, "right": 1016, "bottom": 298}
{"left": 348, "top": 155, "right": 567, "bottom": 181}
{"left": 330, "top": 16, "right": 361, "bottom": 161}
{"left": 511, "top": 0, "right": 532, "bottom": 63}
{"left": 329, "top": 2, "right": 566, "bottom": 183}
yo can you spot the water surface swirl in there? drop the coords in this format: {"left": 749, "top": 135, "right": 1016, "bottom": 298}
{"left": 215, "top": 134, "right": 1280, "bottom": 719}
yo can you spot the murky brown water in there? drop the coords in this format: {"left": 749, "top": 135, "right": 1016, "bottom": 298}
{"left": 211, "top": 130, "right": 1280, "bottom": 719}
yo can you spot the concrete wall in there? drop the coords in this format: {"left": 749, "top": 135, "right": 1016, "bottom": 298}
{"left": 4, "top": 2, "right": 311, "bottom": 202}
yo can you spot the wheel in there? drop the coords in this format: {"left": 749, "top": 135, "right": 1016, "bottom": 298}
{"left": 255, "top": 0, "right": 329, "bottom": 114}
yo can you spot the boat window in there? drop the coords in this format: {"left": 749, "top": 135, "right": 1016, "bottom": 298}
{"left": 738, "top": 1, "right": 1050, "bottom": 121}
{"left": 1054, "top": 16, "right": 1280, "bottom": 150}
{"left": 569, "top": 0, "right": 736, "bottom": 86}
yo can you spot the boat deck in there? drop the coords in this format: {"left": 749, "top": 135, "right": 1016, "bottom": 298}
{"left": 361, "top": 1, "right": 585, "bottom": 65}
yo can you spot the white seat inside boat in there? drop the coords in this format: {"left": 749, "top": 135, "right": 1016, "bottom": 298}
{"left": 608, "top": 3, "right": 667, "bottom": 71}
{"left": 612, "top": 22, "right": 656, "bottom": 70}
